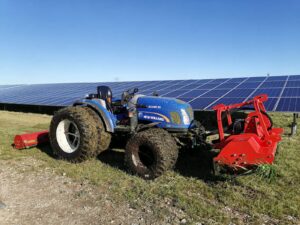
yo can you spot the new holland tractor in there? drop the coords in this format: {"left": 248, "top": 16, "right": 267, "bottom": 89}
{"left": 49, "top": 86, "right": 206, "bottom": 179}
{"left": 44, "top": 86, "right": 283, "bottom": 179}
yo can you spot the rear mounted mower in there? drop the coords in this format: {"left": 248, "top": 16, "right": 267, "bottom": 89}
{"left": 14, "top": 130, "right": 49, "bottom": 150}
{"left": 211, "top": 94, "right": 283, "bottom": 172}
{"left": 13, "top": 85, "right": 283, "bottom": 179}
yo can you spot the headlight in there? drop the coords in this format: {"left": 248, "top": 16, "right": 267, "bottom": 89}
{"left": 181, "top": 109, "right": 190, "bottom": 125}
{"left": 187, "top": 106, "right": 194, "bottom": 119}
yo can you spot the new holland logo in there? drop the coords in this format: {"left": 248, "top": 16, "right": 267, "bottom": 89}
{"left": 147, "top": 105, "right": 161, "bottom": 109}
{"left": 143, "top": 115, "right": 164, "bottom": 121}
{"left": 139, "top": 111, "right": 171, "bottom": 123}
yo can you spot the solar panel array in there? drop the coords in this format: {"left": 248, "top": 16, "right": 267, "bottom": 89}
{"left": 0, "top": 75, "right": 300, "bottom": 112}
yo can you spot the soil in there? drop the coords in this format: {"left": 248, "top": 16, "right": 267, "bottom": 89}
{"left": 0, "top": 158, "right": 184, "bottom": 225}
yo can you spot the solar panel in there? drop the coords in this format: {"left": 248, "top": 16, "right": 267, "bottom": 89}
{"left": 227, "top": 78, "right": 248, "bottom": 83}
{"left": 288, "top": 75, "right": 300, "bottom": 80}
{"left": 179, "top": 90, "right": 208, "bottom": 98}
{"left": 276, "top": 98, "right": 300, "bottom": 112}
{"left": 182, "top": 83, "right": 206, "bottom": 90}
{"left": 282, "top": 88, "right": 300, "bottom": 97}
{"left": 197, "top": 83, "right": 219, "bottom": 89}
{"left": 216, "top": 82, "right": 240, "bottom": 89}
{"left": 251, "top": 88, "right": 282, "bottom": 97}
{"left": 1, "top": 75, "right": 300, "bottom": 112}
{"left": 264, "top": 98, "right": 279, "bottom": 111}
{"left": 260, "top": 81, "right": 285, "bottom": 88}
{"left": 206, "top": 98, "right": 246, "bottom": 108}
{"left": 210, "top": 79, "right": 230, "bottom": 84}
{"left": 190, "top": 97, "right": 218, "bottom": 109}
{"left": 265, "top": 76, "right": 288, "bottom": 81}
{"left": 247, "top": 77, "right": 266, "bottom": 82}
{"left": 201, "top": 89, "right": 231, "bottom": 98}
{"left": 286, "top": 81, "right": 300, "bottom": 87}
{"left": 224, "top": 89, "right": 255, "bottom": 98}
{"left": 162, "top": 90, "right": 185, "bottom": 97}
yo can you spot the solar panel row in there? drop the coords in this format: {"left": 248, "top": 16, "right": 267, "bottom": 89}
{"left": 0, "top": 75, "right": 300, "bottom": 112}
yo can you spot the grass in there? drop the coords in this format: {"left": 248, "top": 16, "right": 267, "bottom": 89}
{"left": 0, "top": 110, "right": 299, "bottom": 224}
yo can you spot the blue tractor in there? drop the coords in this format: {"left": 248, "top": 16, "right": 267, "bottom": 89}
{"left": 49, "top": 86, "right": 207, "bottom": 179}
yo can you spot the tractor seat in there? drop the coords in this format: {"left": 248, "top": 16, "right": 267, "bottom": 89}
{"left": 97, "top": 86, "right": 113, "bottom": 111}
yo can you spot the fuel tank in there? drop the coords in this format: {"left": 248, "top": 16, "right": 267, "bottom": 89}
{"left": 136, "top": 96, "right": 194, "bottom": 129}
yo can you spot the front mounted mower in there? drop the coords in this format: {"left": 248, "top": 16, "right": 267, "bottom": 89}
{"left": 211, "top": 94, "right": 283, "bottom": 173}
{"left": 14, "top": 85, "right": 283, "bottom": 179}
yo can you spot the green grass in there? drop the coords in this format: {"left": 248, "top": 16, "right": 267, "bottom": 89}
{"left": 0, "top": 111, "right": 299, "bottom": 224}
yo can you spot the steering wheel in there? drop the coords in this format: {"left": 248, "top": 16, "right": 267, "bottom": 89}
{"left": 121, "top": 88, "right": 139, "bottom": 105}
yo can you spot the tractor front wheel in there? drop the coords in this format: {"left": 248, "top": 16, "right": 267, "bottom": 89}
{"left": 49, "top": 107, "right": 98, "bottom": 162}
{"left": 125, "top": 128, "right": 178, "bottom": 179}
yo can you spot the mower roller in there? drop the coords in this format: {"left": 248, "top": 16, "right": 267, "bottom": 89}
{"left": 13, "top": 85, "right": 283, "bottom": 179}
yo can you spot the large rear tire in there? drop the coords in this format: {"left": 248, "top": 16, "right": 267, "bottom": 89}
{"left": 125, "top": 128, "right": 178, "bottom": 179}
{"left": 49, "top": 107, "right": 98, "bottom": 162}
{"left": 85, "top": 107, "right": 112, "bottom": 154}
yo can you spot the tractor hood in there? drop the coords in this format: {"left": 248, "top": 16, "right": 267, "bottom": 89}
{"left": 136, "top": 96, "right": 194, "bottom": 129}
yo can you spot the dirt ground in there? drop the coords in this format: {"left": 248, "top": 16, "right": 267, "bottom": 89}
{"left": 0, "top": 158, "right": 183, "bottom": 225}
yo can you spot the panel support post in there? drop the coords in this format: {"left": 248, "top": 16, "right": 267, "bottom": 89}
{"left": 291, "top": 113, "right": 298, "bottom": 136}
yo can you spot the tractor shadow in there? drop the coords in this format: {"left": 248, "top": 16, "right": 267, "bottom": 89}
{"left": 97, "top": 146, "right": 220, "bottom": 181}
{"left": 97, "top": 149, "right": 126, "bottom": 170}
{"left": 37, "top": 144, "right": 57, "bottom": 159}
{"left": 37, "top": 143, "right": 220, "bottom": 182}
{"left": 97, "top": 138, "right": 127, "bottom": 170}
{"left": 174, "top": 148, "right": 217, "bottom": 181}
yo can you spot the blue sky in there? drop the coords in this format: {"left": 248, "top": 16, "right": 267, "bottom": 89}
{"left": 0, "top": 0, "right": 299, "bottom": 84}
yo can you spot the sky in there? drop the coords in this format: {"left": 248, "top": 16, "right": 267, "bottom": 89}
{"left": 0, "top": 0, "right": 300, "bottom": 84}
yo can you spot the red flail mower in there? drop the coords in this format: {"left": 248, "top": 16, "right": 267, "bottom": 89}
{"left": 13, "top": 94, "right": 283, "bottom": 174}
{"left": 14, "top": 130, "right": 49, "bottom": 150}
{"left": 212, "top": 94, "right": 283, "bottom": 171}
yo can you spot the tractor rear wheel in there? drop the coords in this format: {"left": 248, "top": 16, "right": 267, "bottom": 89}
{"left": 125, "top": 128, "right": 178, "bottom": 179}
{"left": 85, "top": 107, "right": 112, "bottom": 154}
{"left": 49, "top": 107, "right": 98, "bottom": 162}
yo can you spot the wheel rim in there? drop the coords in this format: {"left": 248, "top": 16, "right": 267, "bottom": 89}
{"left": 137, "top": 144, "right": 156, "bottom": 168}
{"left": 56, "top": 119, "right": 80, "bottom": 153}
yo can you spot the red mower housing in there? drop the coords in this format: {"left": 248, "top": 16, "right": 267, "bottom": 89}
{"left": 212, "top": 94, "right": 283, "bottom": 170}
{"left": 14, "top": 130, "right": 49, "bottom": 150}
